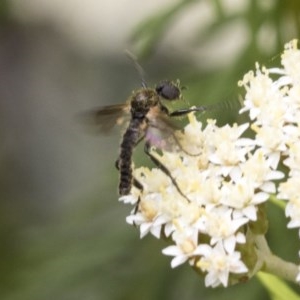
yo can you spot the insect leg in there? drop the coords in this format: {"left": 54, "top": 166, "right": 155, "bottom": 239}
{"left": 168, "top": 98, "right": 239, "bottom": 117}
{"left": 170, "top": 131, "right": 201, "bottom": 156}
{"left": 144, "top": 142, "right": 190, "bottom": 202}
{"left": 168, "top": 106, "right": 207, "bottom": 117}
{"left": 131, "top": 178, "right": 143, "bottom": 215}
{"left": 115, "top": 158, "right": 120, "bottom": 170}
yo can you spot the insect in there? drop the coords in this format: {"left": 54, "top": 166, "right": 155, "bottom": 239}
{"left": 83, "top": 54, "right": 219, "bottom": 201}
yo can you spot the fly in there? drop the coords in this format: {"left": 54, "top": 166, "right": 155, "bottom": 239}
{"left": 82, "top": 53, "right": 223, "bottom": 202}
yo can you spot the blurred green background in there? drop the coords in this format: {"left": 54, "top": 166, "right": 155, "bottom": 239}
{"left": 0, "top": 0, "right": 299, "bottom": 299}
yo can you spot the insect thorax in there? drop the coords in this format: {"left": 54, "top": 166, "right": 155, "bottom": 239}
{"left": 130, "top": 88, "right": 159, "bottom": 116}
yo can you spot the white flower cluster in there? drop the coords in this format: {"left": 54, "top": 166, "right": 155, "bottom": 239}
{"left": 119, "top": 40, "right": 300, "bottom": 287}
{"left": 241, "top": 40, "right": 300, "bottom": 230}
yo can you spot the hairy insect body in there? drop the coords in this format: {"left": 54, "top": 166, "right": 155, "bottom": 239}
{"left": 118, "top": 118, "right": 142, "bottom": 195}
{"left": 118, "top": 89, "right": 159, "bottom": 195}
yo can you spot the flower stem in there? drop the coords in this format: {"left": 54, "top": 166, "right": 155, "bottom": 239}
{"left": 255, "top": 235, "right": 298, "bottom": 283}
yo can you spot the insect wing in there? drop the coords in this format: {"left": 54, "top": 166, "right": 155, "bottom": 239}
{"left": 80, "top": 103, "right": 130, "bottom": 134}
{"left": 145, "top": 108, "right": 181, "bottom": 152}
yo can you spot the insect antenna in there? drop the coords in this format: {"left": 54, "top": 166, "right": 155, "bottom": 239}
{"left": 125, "top": 50, "right": 148, "bottom": 88}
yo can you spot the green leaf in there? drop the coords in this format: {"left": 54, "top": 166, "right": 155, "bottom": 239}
{"left": 257, "top": 272, "right": 300, "bottom": 300}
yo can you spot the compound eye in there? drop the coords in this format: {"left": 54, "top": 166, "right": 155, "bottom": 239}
{"left": 155, "top": 80, "right": 180, "bottom": 100}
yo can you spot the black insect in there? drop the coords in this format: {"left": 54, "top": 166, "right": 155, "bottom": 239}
{"left": 83, "top": 54, "right": 215, "bottom": 201}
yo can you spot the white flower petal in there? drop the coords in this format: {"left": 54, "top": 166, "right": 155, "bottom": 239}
{"left": 171, "top": 255, "right": 189, "bottom": 268}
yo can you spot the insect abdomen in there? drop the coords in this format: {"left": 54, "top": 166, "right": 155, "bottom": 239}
{"left": 118, "top": 118, "right": 143, "bottom": 195}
